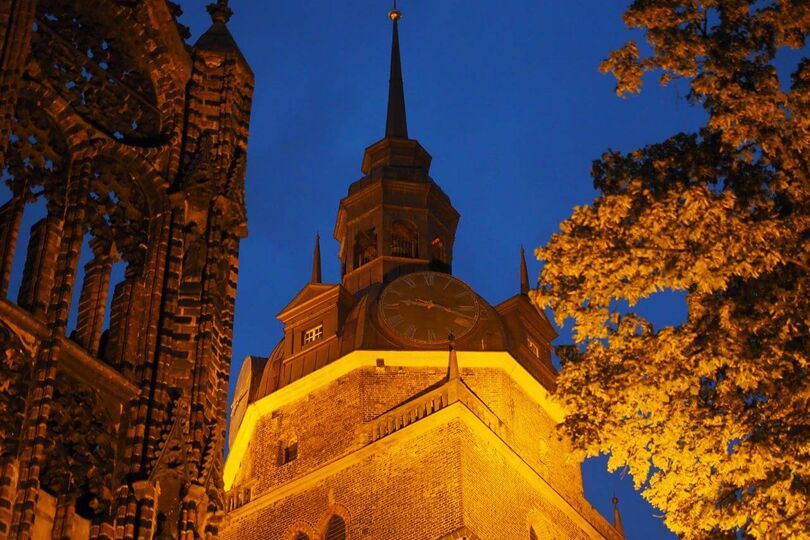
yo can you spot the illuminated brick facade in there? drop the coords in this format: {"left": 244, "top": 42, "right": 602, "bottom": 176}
{"left": 223, "top": 356, "right": 622, "bottom": 540}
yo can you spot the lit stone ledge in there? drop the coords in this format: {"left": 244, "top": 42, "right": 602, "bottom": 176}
{"left": 224, "top": 349, "right": 565, "bottom": 492}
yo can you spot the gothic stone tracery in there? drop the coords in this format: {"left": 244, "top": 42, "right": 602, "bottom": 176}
{"left": 0, "top": 1, "right": 253, "bottom": 538}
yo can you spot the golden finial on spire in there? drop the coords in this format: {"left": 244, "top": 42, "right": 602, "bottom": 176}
{"left": 389, "top": 0, "right": 402, "bottom": 21}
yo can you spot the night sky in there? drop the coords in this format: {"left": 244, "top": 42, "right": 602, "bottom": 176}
{"left": 169, "top": 1, "right": 706, "bottom": 538}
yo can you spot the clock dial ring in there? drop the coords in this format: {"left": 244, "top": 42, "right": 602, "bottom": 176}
{"left": 378, "top": 271, "right": 480, "bottom": 345}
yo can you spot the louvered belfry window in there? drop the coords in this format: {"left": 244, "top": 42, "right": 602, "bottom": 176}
{"left": 324, "top": 515, "right": 346, "bottom": 540}
{"left": 391, "top": 220, "right": 418, "bottom": 258}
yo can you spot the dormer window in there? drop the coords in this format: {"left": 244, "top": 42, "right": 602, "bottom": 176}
{"left": 302, "top": 324, "right": 323, "bottom": 346}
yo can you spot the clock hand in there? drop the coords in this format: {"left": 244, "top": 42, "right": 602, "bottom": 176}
{"left": 395, "top": 298, "right": 473, "bottom": 319}
{"left": 431, "top": 303, "right": 475, "bottom": 319}
{"left": 398, "top": 298, "right": 430, "bottom": 307}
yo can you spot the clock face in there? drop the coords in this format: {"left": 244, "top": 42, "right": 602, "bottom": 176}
{"left": 378, "top": 271, "right": 481, "bottom": 345}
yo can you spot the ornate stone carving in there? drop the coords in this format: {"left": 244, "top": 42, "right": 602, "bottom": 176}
{"left": 0, "top": 322, "right": 34, "bottom": 463}
{"left": 39, "top": 386, "right": 115, "bottom": 519}
{"left": 0, "top": 0, "right": 253, "bottom": 537}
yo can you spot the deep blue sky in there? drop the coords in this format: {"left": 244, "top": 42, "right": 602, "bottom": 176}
{"left": 170, "top": 1, "right": 706, "bottom": 538}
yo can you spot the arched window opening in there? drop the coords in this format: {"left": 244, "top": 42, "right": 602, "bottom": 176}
{"left": 15, "top": 200, "right": 56, "bottom": 315}
{"left": 4, "top": 193, "right": 47, "bottom": 303}
{"left": 529, "top": 526, "right": 538, "bottom": 540}
{"left": 77, "top": 178, "right": 148, "bottom": 361}
{"left": 324, "top": 514, "right": 346, "bottom": 540}
{"left": 66, "top": 233, "right": 93, "bottom": 338}
{"left": 66, "top": 220, "right": 132, "bottom": 358}
{"left": 96, "top": 258, "right": 125, "bottom": 357}
{"left": 430, "top": 236, "right": 446, "bottom": 261}
{"left": 0, "top": 175, "right": 26, "bottom": 300}
{"left": 391, "top": 220, "right": 418, "bottom": 258}
{"left": 102, "top": 256, "right": 151, "bottom": 373}
{"left": 2, "top": 95, "right": 68, "bottom": 305}
{"left": 430, "top": 236, "right": 450, "bottom": 273}
{"left": 293, "top": 533, "right": 309, "bottom": 540}
{"left": 353, "top": 227, "right": 377, "bottom": 269}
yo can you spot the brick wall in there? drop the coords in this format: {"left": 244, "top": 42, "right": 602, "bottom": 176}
{"left": 224, "top": 420, "right": 465, "bottom": 540}
{"left": 223, "top": 361, "right": 619, "bottom": 540}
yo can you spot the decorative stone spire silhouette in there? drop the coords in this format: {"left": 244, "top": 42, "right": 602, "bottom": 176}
{"left": 206, "top": 0, "right": 233, "bottom": 24}
{"left": 447, "top": 333, "right": 459, "bottom": 380}
{"left": 612, "top": 496, "right": 625, "bottom": 537}
{"left": 311, "top": 233, "right": 322, "bottom": 284}
{"left": 520, "top": 245, "right": 530, "bottom": 295}
{"left": 385, "top": 1, "right": 408, "bottom": 138}
{"left": 197, "top": 0, "right": 248, "bottom": 68}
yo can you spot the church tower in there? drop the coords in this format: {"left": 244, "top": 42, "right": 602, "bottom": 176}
{"left": 222, "top": 8, "right": 623, "bottom": 540}
{"left": 335, "top": 8, "right": 458, "bottom": 294}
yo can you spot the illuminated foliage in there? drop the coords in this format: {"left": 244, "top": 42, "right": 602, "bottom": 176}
{"left": 533, "top": 1, "right": 809, "bottom": 538}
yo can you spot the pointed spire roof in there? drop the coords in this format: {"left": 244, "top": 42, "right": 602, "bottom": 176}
{"left": 520, "top": 246, "right": 530, "bottom": 295}
{"left": 311, "top": 233, "right": 322, "bottom": 284}
{"left": 447, "top": 334, "right": 459, "bottom": 380}
{"left": 195, "top": 0, "right": 251, "bottom": 72}
{"left": 612, "top": 496, "right": 625, "bottom": 537}
{"left": 359, "top": 2, "right": 432, "bottom": 174}
{"left": 385, "top": 4, "right": 408, "bottom": 139}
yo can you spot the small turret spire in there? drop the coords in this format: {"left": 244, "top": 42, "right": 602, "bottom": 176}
{"left": 207, "top": 0, "right": 233, "bottom": 24}
{"left": 385, "top": 1, "right": 408, "bottom": 138}
{"left": 612, "top": 496, "right": 625, "bottom": 537}
{"left": 520, "top": 245, "right": 530, "bottom": 295}
{"left": 447, "top": 333, "right": 459, "bottom": 380}
{"left": 311, "top": 233, "right": 322, "bottom": 284}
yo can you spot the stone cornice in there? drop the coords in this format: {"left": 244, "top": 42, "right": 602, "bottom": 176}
{"left": 224, "top": 349, "right": 565, "bottom": 491}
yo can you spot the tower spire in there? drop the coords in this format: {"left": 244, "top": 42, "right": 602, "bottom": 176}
{"left": 612, "top": 496, "right": 625, "bottom": 537}
{"left": 520, "top": 245, "right": 530, "bottom": 295}
{"left": 447, "top": 333, "right": 459, "bottom": 380}
{"left": 311, "top": 233, "right": 322, "bottom": 284}
{"left": 385, "top": 2, "right": 408, "bottom": 138}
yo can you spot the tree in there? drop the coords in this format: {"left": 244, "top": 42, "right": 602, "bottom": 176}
{"left": 533, "top": 2, "right": 809, "bottom": 538}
